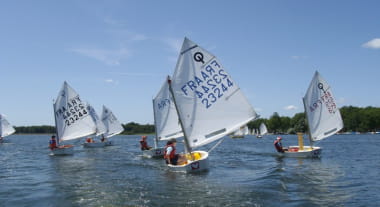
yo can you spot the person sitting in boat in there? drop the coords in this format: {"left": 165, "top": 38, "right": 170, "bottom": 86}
{"left": 49, "top": 135, "right": 58, "bottom": 150}
{"left": 164, "top": 139, "right": 186, "bottom": 165}
{"left": 274, "top": 136, "right": 286, "bottom": 153}
{"left": 86, "top": 137, "right": 95, "bottom": 143}
{"left": 139, "top": 135, "right": 152, "bottom": 151}
{"left": 100, "top": 135, "right": 107, "bottom": 142}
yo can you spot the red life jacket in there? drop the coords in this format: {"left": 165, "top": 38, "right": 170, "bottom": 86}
{"left": 164, "top": 144, "right": 176, "bottom": 159}
{"left": 273, "top": 140, "right": 284, "bottom": 152}
{"left": 49, "top": 139, "right": 57, "bottom": 150}
{"left": 140, "top": 140, "right": 149, "bottom": 150}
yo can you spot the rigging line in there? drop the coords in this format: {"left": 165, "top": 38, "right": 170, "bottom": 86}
{"left": 208, "top": 136, "right": 226, "bottom": 153}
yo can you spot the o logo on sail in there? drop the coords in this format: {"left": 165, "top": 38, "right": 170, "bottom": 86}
{"left": 194, "top": 52, "right": 205, "bottom": 64}
{"left": 318, "top": 83, "right": 326, "bottom": 93}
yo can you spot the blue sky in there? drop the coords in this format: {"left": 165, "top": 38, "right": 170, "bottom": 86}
{"left": 0, "top": 0, "right": 379, "bottom": 126}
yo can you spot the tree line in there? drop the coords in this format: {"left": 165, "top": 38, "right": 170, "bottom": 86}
{"left": 248, "top": 106, "right": 380, "bottom": 134}
{"left": 13, "top": 106, "right": 380, "bottom": 135}
{"left": 14, "top": 122, "right": 155, "bottom": 135}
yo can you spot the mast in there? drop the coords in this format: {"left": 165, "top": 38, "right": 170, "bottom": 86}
{"left": 302, "top": 97, "right": 313, "bottom": 148}
{"left": 167, "top": 77, "right": 192, "bottom": 155}
{"left": 52, "top": 100, "right": 60, "bottom": 146}
{"left": 152, "top": 98, "right": 158, "bottom": 149}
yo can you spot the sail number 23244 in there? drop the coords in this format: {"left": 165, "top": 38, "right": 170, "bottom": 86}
{"left": 180, "top": 59, "right": 234, "bottom": 109}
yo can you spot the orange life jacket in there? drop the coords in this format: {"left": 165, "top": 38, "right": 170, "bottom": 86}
{"left": 164, "top": 144, "right": 176, "bottom": 159}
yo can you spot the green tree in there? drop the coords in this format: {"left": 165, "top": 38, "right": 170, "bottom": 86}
{"left": 268, "top": 112, "right": 281, "bottom": 134}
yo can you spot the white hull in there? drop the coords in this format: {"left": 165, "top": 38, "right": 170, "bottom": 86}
{"left": 142, "top": 147, "right": 165, "bottom": 158}
{"left": 256, "top": 135, "right": 262, "bottom": 138}
{"left": 83, "top": 141, "right": 113, "bottom": 148}
{"left": 51, "top": 145, "right": 74, "bottom": 155}
{"left": 167, "top": 151, "right": 209, "bottom": 173}
{"left": 280, "top": 146, "right": 322, "bottom": 158}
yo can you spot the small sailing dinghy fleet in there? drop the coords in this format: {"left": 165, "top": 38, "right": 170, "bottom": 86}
{"left": 231, "top": 125, "right": 249, "bottom": 138}
{"left": 277, "top": 71, "right": 344, "bottom": 158}
{"left": 166, "top": 37, "right": 257, "bottom": 172}
{"left": 0, "top": 114, "right": 16, "bottom": 142}
{"left": 51, "top": 81, "right": 124, "bottom": 155}
{"left": 1, "top": 37, "right": 346, "bottom": 174}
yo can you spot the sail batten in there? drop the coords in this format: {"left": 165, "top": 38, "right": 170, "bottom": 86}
{"left": 170, "top": 37, "right": 257, "bottom": 149}
{"left": 304, "top": 71, "right": 343, "bottom": 141}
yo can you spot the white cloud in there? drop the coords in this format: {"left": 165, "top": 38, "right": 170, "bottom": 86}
{"left": 104, "top": 79, "right": 120, "bottom": 85}
{"left": 103, "top": 17, "right": 128, "bottom": 27}
{"left": 130, "top": 33, "right": 147, "bottom": 42}
{"left": 336, "top": 97, "right": 345, "bottom": 105}
{"left": 103, "top": 17, "right": 148, "bottom": 43}
{"left": 284, "top": 105, "right": 297, "bottom": 110}
{"left": 111, "top": 72, "right": 162, "bottom": 77}
{"left": 254, "top": 107, "right": 263, "bottom": 112}
{"left": 163, "top": 38, "right": 182, "bottom": 53}
{"left": 291, "top": 56, "right": 300, "bottom": 60}
{"left": 71, "top": 48, "right": 131, "bottom": 66}
{"left": 362, "top": 38, "right": 380, "bottom": 49}
{"left": 291, "top": 55, "right": 307, "bottom": 60}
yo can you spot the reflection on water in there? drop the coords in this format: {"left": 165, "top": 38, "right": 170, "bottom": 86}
{"left": 0, "top": 134, "right": 379, "bottom": 206}
{"left": 274, "top": 157, "right": 350, "bottom": 206}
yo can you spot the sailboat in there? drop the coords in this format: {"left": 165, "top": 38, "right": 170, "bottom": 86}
{"left": 243, "top": 125, "right": 250, "bottom": 135}
{"left": 256, "top": 123, "right": 268, "bottom": 138}
{"left": 143, "top": 79, "right": 183, "bottom": 158}
{"left": 280, "top": 71, "right": 343, "bottom": 157}
{"left": 100, "top": 105, "right": 124, "bottom": 144}
{"left": 0, "top": 114, "right": 16, "bottom": 142}
{"left": 52, "top": 81, "right": 98, "bottom": 155}
{"left": 82, "top": 104, "right": 107, "bottom": 148}
{"left": 167, "top": 37, "right": 257, "bottom": 172}
{"left": 251, "top": 128, "right": 257, "bottom": 136}
{"left": 85, "top": 105, "right": 124, "bottom": 148}
{"left": 231, "top": 125, "right": 249, "bottom": 138}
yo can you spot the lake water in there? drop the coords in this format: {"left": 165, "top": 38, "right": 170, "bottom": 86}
{"left": 0, "top": 134, "right": 379, "bottom": 207}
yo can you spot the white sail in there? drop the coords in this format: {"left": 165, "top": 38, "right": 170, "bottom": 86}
{"left": 259, "top": 123, "right": 268, "bottom": 135}
{"left": 170, "top": 38, "right": 257, "bottom": 148}
{"left": 101, "top": 105, "right": 124, "bottom": 138}
{"left": 153, "top": 79, "right": 183, "bottom": 140}
{"left": 87, "top": 103, "right": 106, "bottom": 136}
{"left": 250, "top": 128, "right": 256, "bottom": 135}
{"left": 303, "top": 71, "right": 343, "bottom": 141}
{"left": 232, "top": 127, "right": 244, "bottom": 136}
{"left": 54, "top": 81, "right": 97, "bottom": 141}
{"left": 0, "top": 114, "right": 16, "bottom": 137}
{"left": 243, "top": 125, "right": 249, "bottom": 135}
